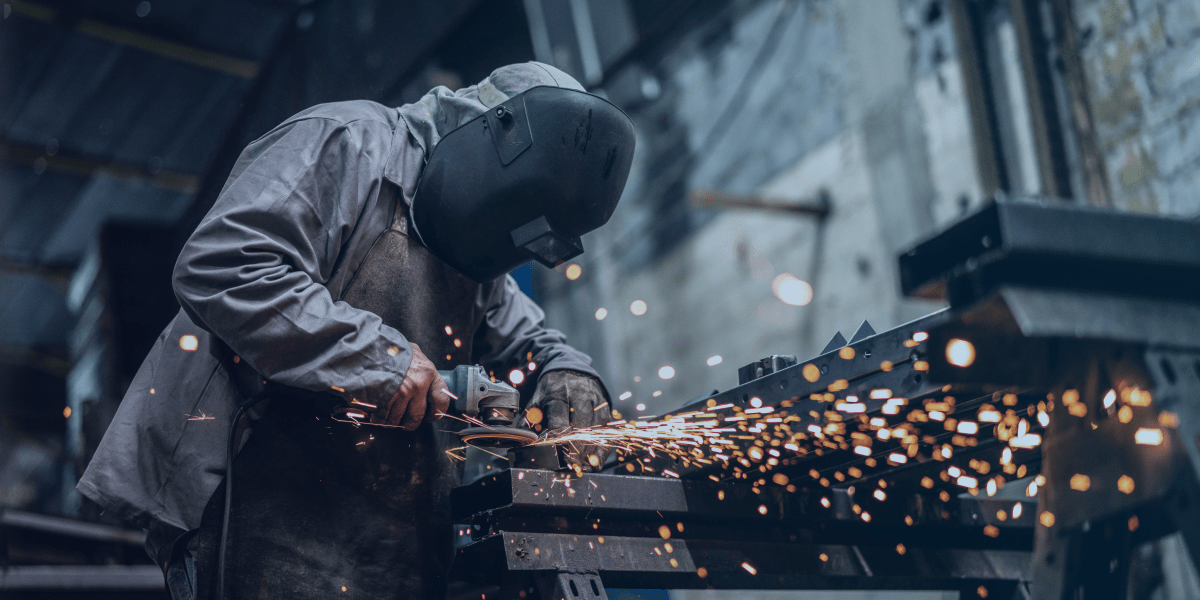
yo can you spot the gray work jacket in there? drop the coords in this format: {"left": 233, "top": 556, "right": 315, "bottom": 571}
{"left": 77, "top": 100, "right": 598, "bottom": 546}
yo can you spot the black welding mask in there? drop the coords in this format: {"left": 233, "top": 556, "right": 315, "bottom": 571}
{"left": 411, "top": 86, "right": 635, "bottom": 283}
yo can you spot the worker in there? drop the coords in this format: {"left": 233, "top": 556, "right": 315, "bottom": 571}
{"left": 76, "top": 62, "right": 635, "bottom": 600}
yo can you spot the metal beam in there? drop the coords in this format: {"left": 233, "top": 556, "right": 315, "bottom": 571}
{"left": 1, "top": 141, "right": 200, "bottom": 195}
{"left": 9, "top": 0, "right": 260, "bottom": 78}
{"left": 454, "top": 531, "right": 1031, "bottom": 593}
{"left": 1, "top": 508, "right": 146, "bottom": 546}
{"left": 0, "top": 344, "right": 71, "bottom": 379}
{"left": 0, "top": 257, "right": 73, "bottom": 290}
{"left": 0, "top": 565, "right": 164, "bottom": 590}
{"left": 689, "top": 188, "right": 832, "bottom": 218}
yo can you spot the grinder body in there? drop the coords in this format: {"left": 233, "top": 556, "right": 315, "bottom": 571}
{"left": 328, "top": 364, "right": 536, "bottom": 448}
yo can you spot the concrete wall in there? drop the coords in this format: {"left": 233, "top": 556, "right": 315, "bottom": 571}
{"left": 537, "top": 0, "right": 970, "bottom": 417}
{"left": 1071, "top": 0, "right": 1200, "bottom": 214}
{"left": 536, "top": 0, "right": 1200, "bottom": 417}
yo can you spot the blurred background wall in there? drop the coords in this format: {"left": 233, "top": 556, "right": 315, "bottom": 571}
{"left": 2, "top": 0, "right": 1200, "bottom": 595}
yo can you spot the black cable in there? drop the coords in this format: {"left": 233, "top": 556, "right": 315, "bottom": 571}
{"left": 219, "top": 391, "right": 271, "bottom": 600}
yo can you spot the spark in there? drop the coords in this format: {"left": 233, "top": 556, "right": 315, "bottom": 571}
{"left": 595, "top": 308, "right": 608, "bottom": 320}
{"left": 658, "top": 366, "right": 676, "bottom": 379}
{"left": 179, "top": 335, "right": 199, "bottom": 351}
{"left": 946, "top": 338, "right": 975, "bottom": 367}
{"left": 1070, "top": 474, "right": 1090, "bottom": 491}
{"left": 565, "top": 264, "right": 582, "bottom": 280}
{"left": 707, "top": 355, "right": 723, "bottom": 366}
{"left": 187, "top": 412, "right": 216, "bottom": 421}
{"left": 630, "top": 300, "right": 648, "bottom": 316}
{"left": 771, "top": 273, "right": 813, "bottom": 306}
{"left": 509, "top": 370, "right": 525, "bottom": 385}
{"left": 1135, "top": 428, "right": 1164, "bottom": 445}
{"left": 1118, "top": 475, "right": 1135, "bottom": 494}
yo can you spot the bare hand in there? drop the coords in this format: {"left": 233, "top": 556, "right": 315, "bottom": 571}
{"left": 375, "top": 343, "right": 451, "bottom": 430}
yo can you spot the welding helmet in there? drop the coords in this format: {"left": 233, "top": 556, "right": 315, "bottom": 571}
{"left": 411, "top": 86, "right": 635, "bottom": 283}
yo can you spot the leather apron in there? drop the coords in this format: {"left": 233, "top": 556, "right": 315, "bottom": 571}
{"left": 192, "top": 183, "right": 480, "bottom": 600}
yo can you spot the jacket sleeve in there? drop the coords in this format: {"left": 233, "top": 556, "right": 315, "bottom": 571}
{"left": 473, "top": 276, "right": 605, "bottom": 394}
{"left": 172, "top": 116, "right": 412, "bottom": 407}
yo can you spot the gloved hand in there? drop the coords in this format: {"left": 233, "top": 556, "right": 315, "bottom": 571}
{"left": 524, "top": 369, "right": 611, "bottom": 471}
{"left": 372, "top": 343, "right": 451, "bottom": 430}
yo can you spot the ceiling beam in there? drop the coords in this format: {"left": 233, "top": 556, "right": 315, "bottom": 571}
{"left": 0, "top": 257, "right": 73, "bottom": 291}
{"left": 1, "top": 141, "right": 200, "bottom": 195}
{"left": 0, "top": 345, "right": 71, "bottom": 380}
{"left": 9, "top": 0, "right": 260, "bottom": 79}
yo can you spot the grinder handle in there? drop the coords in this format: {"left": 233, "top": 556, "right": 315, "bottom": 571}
{"left": 437, "top": 367, "right": 471, "bottom": 416}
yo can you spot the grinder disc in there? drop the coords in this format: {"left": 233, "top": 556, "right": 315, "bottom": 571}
{"left": 459, "top": 426, "right": 538, "bottom": 449}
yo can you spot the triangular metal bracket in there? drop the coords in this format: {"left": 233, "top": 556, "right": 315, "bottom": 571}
{"left": 848, "top": 320, "right": 876, "bottom": 343}
{"left": 821, "top": 331, "right": 847, "bottom": 355}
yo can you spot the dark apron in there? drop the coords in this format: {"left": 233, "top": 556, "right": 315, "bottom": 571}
{"left": 191, "top": 184, "right": 480, "bottom": 600}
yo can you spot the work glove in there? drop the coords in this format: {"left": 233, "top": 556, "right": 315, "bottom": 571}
{"left": 371, "top": 343, "right": 451, "bottom": 430}
{"left": 525, "top": 369, "right": 611, "bottom": 472}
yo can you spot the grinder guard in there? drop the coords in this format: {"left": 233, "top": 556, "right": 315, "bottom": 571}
{"left": 412, "top": 86, "right": 636, "bottom": 283}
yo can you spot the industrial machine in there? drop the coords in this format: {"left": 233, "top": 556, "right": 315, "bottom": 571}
{"left": 448, "top": 197, "right": 1200, "bottom": 600}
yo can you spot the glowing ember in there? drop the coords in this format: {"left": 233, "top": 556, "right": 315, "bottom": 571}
{"left": 706, "top": 355, "right": 723, "bottom": 366}
{"left": 741, "top": 562, "right": 757, "bottom": 575}
{"left": 595, "top": 308, "right": 608, "bottom": 320}
{"left": 1040, "top": 511, "right": 1055, "bottom": 527}
{"left": 508, "top": 370, "right": 525, "bottom": 385}
{"left": 63, "top": 406, "right": 71, "bottom": 418}
{"left": 565, "top": 264, "right": 582, "bottom": 280}
{"left": 630, "top": 300, "right": 648, "bottom": 316}
{"left": 619, "top": 391, "right": 633, "bottom": 401}
{"left": 658, "top": 366, "right": 676, "bottom": 379}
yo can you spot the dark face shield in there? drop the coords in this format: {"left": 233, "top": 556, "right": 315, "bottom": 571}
{"left": 412, "top": 86, "right": 636, "bottom": 283}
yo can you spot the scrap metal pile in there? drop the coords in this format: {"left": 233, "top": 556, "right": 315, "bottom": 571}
{"left": 450, "top": 197, "right": 1200, "bottom": 600}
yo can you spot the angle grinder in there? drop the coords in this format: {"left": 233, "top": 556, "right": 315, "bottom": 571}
{"left": 331, "top": 364, "right": 537, "bottom": 449}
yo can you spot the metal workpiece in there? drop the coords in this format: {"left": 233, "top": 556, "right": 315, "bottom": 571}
{"left": 455, "top": 467, "right": 1032, "bottom": 538}
{"left": 450, "top": 200, "right": 1200, "bottom": 599}
{"left": 453, "top": 531, "right": 1031, "bottom": 595}
{"left": 898, "top": 195, "right": 1200, "bottom": 307}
